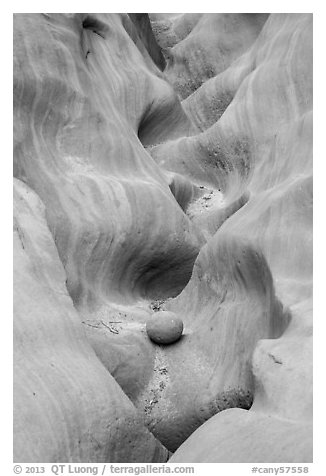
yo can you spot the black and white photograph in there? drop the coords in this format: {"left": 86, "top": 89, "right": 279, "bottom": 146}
{"left": 11, "top": 2, "right": 316, "bottom": 473}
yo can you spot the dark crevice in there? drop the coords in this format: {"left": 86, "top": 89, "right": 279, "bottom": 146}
{"left": 128, "top": 13, "right": 166, "bottom": 71}
{"left": 82, "top": 15, "right": 109, "bottom": 39}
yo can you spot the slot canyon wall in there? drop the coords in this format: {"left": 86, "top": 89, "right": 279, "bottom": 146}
{"left": 13, "top": 13, "right": 313, "bottom": 462}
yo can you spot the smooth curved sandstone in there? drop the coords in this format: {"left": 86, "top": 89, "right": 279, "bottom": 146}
{"left": 14, "top": 12, "right": 312, "bottom": 463}
{"left": 13, "top": 178, "right": 167, "bottom": 462}
{"left": 163, "top": 12, "right": 312, "bottom": 461}
{"left": 150, "top": 14, "right": 203, "bottom": 50}
{"left": 161, "top": 14, "right": 269, "bottom": 99}
{"left": 170, "top": 409, "right": 312, "bottom": 463}
{"left": 13, "top": 13, "right": 201, "bottom": 309}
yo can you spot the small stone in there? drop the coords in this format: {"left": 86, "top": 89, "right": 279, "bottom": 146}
{"left": 146, "top": 311, "right": 183, "bottom": 345}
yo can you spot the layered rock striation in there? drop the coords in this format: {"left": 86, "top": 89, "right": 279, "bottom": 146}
{"left": 14, "top": 13, "right": 312, "bottom": 462}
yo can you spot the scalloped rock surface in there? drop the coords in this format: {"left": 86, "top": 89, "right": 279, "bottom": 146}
{"left": 14, "top": 13, "right": 312, "bottom": 462}
{"left": 146, "top": 311, "right": 184, "bottom": 344}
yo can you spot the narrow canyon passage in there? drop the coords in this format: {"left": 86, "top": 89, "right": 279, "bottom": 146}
{"left": 14, "top": 13, "right": 312, "bottom": 463}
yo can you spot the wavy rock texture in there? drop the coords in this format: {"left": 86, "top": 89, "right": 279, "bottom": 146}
{"left": 13, "top": 178, "right": 167, "bottom": 462}
{"left": 164, "top": 13, "right": 313, "bottom": 462}
{"left": 152, "top": 13, "right": 269, "bottom": 99}
{"left": 169, "top": 409, "right": 313, "bottom": 463}
{"left": 14, "top": 12, "right": 312, "bottom": 462}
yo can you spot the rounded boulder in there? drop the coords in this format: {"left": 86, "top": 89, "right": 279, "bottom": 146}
{"left": 146, "top": 311, "right": 184, "bottom": 345}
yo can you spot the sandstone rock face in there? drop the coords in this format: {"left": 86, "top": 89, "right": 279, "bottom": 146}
{"left": 166, "top": 13, "right": 313, "bottom": 462}
{"left": 153, "top": 13, "right": 269, "bottom": 99}
{"left": 146, "top": 311, "right": 184, "bottom": 344}
{"left": 13, "top": 179, "right": 167, "bottom": 463}
{"left": 14, "top": 12, "right": 312, "bottom": 462}
{"left": 169, "top": 409, "right": 313, "bottom": 463}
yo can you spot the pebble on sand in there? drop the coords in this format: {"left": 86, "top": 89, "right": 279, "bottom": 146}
{"left": 146, "top": 311, "right": 184, "bottom": 344}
